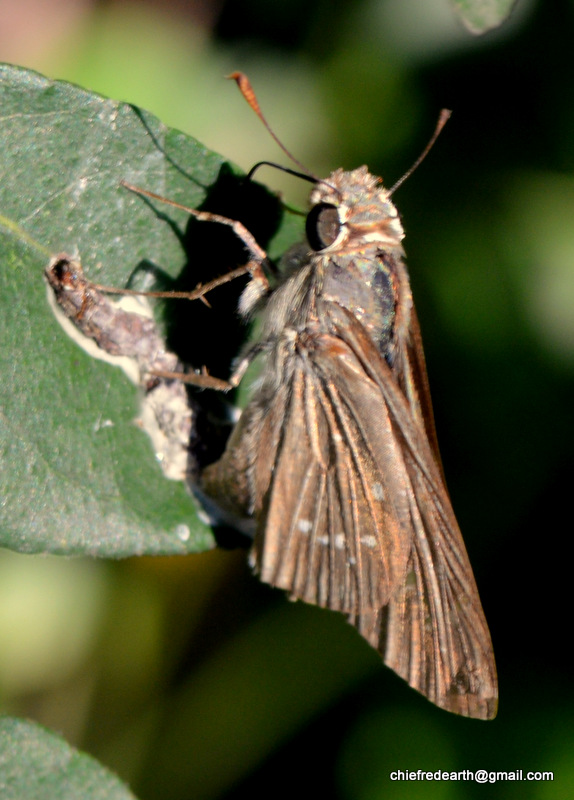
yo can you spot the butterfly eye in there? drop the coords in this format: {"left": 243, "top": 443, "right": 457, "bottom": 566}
{"left": 306, "top": 203, "right": 341, "bottom": 251}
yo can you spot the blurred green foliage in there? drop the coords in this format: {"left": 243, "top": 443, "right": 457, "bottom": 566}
{"left": 1, "top": 0, "right": 573, "bottom": 798}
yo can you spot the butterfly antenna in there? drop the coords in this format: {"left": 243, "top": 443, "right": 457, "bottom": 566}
{"left": 228, "top": 72, "right": 317, "bottom": 180}
{"left": 388, "top": 109, "right": 452, "bottom": 196}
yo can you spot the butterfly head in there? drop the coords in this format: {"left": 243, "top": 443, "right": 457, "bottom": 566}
{"left": 306, "top": 166, "right": 405, "bottom": 254}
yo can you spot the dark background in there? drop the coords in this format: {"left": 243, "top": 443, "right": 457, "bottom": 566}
{"left": 1, "top": 0, "right": 573, "bottom": 798}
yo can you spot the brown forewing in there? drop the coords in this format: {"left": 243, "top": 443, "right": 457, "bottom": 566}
{"left": 249, "top": 331, "right": 413, "bottom": 613}
{"left": 204, "top": 295, "right": 498, "bottom": 719}
{"left": 328, "top": 303, "right": 498, "bottom": 719}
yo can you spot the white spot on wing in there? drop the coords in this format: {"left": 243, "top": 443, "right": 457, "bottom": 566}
{"left": 297, "top": 519, "right": 313, "bottom": 533}
{"left": 372, "top": 482, "right": 384, "bottom": 501}
{"left": 360, "top": 535, "right": 377, "bottom": 549}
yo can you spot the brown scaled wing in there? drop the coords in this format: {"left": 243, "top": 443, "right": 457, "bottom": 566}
{"left": 201, "top": 299, "right": 498, "bottom": 720}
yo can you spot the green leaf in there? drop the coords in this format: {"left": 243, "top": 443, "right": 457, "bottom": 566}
{"left": 0, "top": 64, "right": 296, "bottom": 557}
{"left": 451, "top": 0, "right": 518, "bottom": 34}
{"left": 0, "top": 716, "right": 138, "bottom": 800}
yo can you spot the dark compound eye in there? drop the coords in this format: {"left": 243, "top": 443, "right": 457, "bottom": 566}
{"left": 306, "top": 203, "right": 340, "bottom": 251}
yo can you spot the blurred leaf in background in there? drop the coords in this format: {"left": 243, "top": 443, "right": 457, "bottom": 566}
{"left": 2, "top": 0, "right": 574, "bottom": 798}
{"left": 0, "top": 716, "right": 138, "bottom": 799}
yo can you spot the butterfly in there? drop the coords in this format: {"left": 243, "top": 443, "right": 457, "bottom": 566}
{"left": 195, "top": 74, "right": 498, "bottom": 719}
